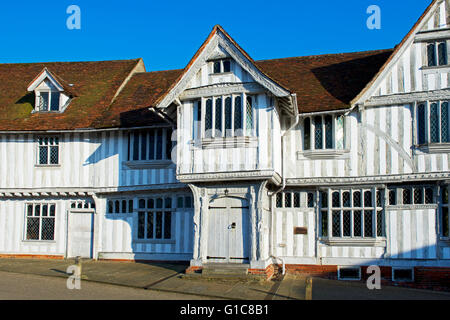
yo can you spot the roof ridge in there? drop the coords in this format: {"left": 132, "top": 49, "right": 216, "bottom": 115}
{"left": 255, "top": 48, "right": 394, "bottom": 63}
{"left": 0, "top": 58, "right": 142, "bottom": 66}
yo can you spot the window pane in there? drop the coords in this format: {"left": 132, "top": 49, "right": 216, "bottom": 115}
{"left": 164, "top": 212, "right": 172, "bottom": 239}
{"left": 403, "top": 189, "right": 412, "bottom": 205}
{"left": 443, "top": 207, "right": 449, "bottom": 237}
{"left": 246, "top": 96, "right": 253, "bottom": 132}
{"left": 149, "top": 130, "right": 155, "bottom": 160}
{"left": 223, "top": 60, "right": 231, "bottom": 72}
{"left": 225, "top": 97, "right": 232, "bottom": 136}
{"left": 414, "top": 188, "right": 424, "bottom": 204}
{"left": 215, "top": 98, "right": 222, "bottom": 136}
{"left": 141, "top": 132, "right": 147, "bottom": 161}
{"left": 156, "top": 198, "right": 163, "bottom": 209}
{"left": 325, "top": 115, "right": 333, "bottom": 149}
{"left": 321, "top": 192, "right": 328, "bottom": 208}
{"left": 441, "top": 102, "right": 449, "bottom": 143}
{"left": 156, "top": 129, "right": 163, "bottom": 160}
{"left": 284, "top": 193, "right": 292, "bottom": 208}
{"left": 205, "top": 99, "right": 213, "bottom": 138}
{"left": 332, "top": 192, "right": 340, "bottom": 207}
{"left": 332, "top": 211, "right": 341, "bottom": 237}
{"left": 294, "top": 193, "right": 301, "bottom": 208}
{"left": 50, "top": 146, "right": 58, "bottom": 164}
{"left": 147, "top": 212, "right": 154, "bottom": 239}
{"left": 304, "top": 118, "right": 311, "bottom": 150}
{"left": 443, "top": 186, "right": 449, "bottom": 203}
{"left": 50, "top": 204, "right": 56, "bottom": 217}
{"left": 425, "top": 188, "right": 434, "bottom": 204}
{"left": 156, "top": 212, "right": 163, "bottom": 239}
{"left": 364, "top": 191, "right": 372, "bottom": 207}
{"left": 417, "top": 104, "right": 427, "bottom": 144}
{"left": 234, "top": 96, "right": 242, "bottom": 135}
{"left": 42, "top": 204, "right": 48, "bottom": 217}
{"left": 27, "top": 218, "right": 40, "bottom": 240}
{"left": 307, "top": 193, "right": 314, "bottom": 208}
{"left": 321, "top": 212, "right": 328, "bottom": 237}
{"left": 314, "top": 116, "right": 323, "bottom": 149}
{"left": 108, "top": 201, "right": 113, "bottom": 214}
{"left": 276, "top": 193, "right": 282, "bottom": 208}
{"left": 377, "top": 211, "right": 384, "bottom": 237}
{"left": 50, "top": 92, "right": 60, "bottom": 111}
{"left": 40, "top": 92, "right": 49, "bottom": 111}
{"left": 354, "top": 210, "right": 362, "bottom": 237}
{"left": 165, "top": 197, "right": 172, "bottom": 209}
{"left": 138, "top": 212, "right": 145, "bottom": 239}
{"left": 147, "top": 198, "right": 154, "bottom": 209}
{"left": 177, "top": 197, "right": 184, "bottom": 209}
{"left": 353, "top": 191, "right": 362, "bottom": 208}
{"left": 213, "top": 61, "right": 221, "bottom": 73}
{"left": 139, "top": 199, "right": 145, "bottom": 209}
{"left": 121, "top": 200, "right": 127, "bottom": 213}
{"left": 41, "top": 218, "right": 55, "bottom": 240}
{"left": 27, "top": 204, "right": 33, "bottom": 217}
{"left": 430, "top": 103, "right": 440, "bottom": 143}
{"left": 438, "top": 42, "right": 447, "bottom": 66}
{"left": 364, "top": 211, "right": 374, "bottom": 237}
{"left": 132, "top": 132, "right": 139, "bottom": 161}
{"left": 185, "top": 196, "right": 192, "bottom": 208}
{"left": 428, "top": 43, "right": 437, "bottom": 67}
{"left": 343, "top": 191, "right": 351, "bottom": 207}
{"left": 343, "top": 211, "right": 351, "bottom": 237}
{"left": 39, "top": 146, "right": 48, "bottom": 165}
{"left": 389, "top": 190, "right": 397, "bottom": 205}
{"left": 128, "top": 200, "right": 133, "bottom": 213}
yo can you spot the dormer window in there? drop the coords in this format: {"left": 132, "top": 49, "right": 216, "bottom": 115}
{"left": 212, "top": 59, "right": 232, "bottom": 74}
{"left": 37, "top": 90, "right": 61, "bottom": 112}
{"left": 427, "top": 41, "right": 447, "bottom": 67}
{"left": 27, "top": 68, "right": 72, "bottom": 113}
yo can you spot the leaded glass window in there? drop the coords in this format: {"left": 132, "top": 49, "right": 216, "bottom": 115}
{"left": 205, "top": 99, "right": 213, "bottom": 138}
{"left": 128, "top": 129, "right": 171, "bottom": 161}
{"left": 417, "top": 104, "right": 426, "bottom": 145}
{"left": 234, "top": 96, "right": 242, "bottom": 135}
{"left": 325, "top": 115, "right": 333, "bottom": 149}
{"left": 304, "top": 117, "right": 311, "bottom": 150}
{"left": 428, "top": 43, "right": 437, "bottom": 67}
{"left": 38, "top": 137, "right": 59, "bottom": 165}
{"left": 417, "top": 101, "right": 449, "bottom": 144}
{"left": 441, "top": 102, "right": 449, "bottom": 142}
{"left": 215, "top": 98, "right": 223, "bottom": 136}
{"left": 246, "top": 96, "right": 253, "bottom": 133}
{"left": 225, "top": 97, "right": 232, "bottom": 136}
{"left": 442, "top": 186, "right": 449, "bottom": 237}
{"left": 137, "top": 196, "right": 175, "bottom": 240}
{"left": 26, "top": 203, "right": 56, "bottom": 241}
{"left": 314, "top": 116, "right": 323, "bottom": 149}
{"left": 430, "top": 103, "right": 440, "bottom": 143}
{"left": 320, "top": 188, "right": 384, "bottom": 239}
{"left": 439, "top": 42, "right": 448, "bottom": 66}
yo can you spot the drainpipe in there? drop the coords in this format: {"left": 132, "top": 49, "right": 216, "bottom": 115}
{"left": 269, "top": 94, "right": 299, "bottom": 269}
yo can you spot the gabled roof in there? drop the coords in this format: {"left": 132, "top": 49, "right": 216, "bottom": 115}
{"left": 154, "top": 25, "right": 293, "bottom": 113}
{"left": 255, "top": 49, "right": 393, "bottom": 113}
{"left": 0, "top": 59, "right": 142, "bottom": 131}
{"left": 352, "top": 0, "right": 439, "bottom": 106}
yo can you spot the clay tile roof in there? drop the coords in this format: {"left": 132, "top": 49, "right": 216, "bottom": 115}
{"left": 95, "top": 69, "right": 183, "bottom": 128}
{"left": 255, "top": 49, "right": 394, "bottom": 113}
{"left": 0, "top": 59, "right": 141, "bottom": 131}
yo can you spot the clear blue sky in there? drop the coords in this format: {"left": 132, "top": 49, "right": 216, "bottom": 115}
{"left": 0, "top": 0, "right": 432, "bottom": 71}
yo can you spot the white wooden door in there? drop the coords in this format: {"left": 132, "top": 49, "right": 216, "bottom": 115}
{"left": 207, "top": 197, "right": 249, "bottom": 263}
{"left": 67, "top": 211, "right": 94, "bottom": 258}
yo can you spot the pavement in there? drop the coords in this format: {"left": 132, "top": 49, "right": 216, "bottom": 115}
{"left": 0, "top": 258, "right": 448, "bottom": 300}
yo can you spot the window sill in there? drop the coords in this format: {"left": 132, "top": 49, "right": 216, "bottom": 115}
{"left": 297, "top": 149, "right": 349, "bottom": 160}
{"left": 209, "top": 72, "right": 233, "bottom": 76}
{"left": 134, "top": 239, "right": 175, "bottom": 245}
{"left": 35, "top": 164, "right": 61, "bottom": 168}
{"left": 22, "top": 240, "right": 56, "bottom": 244}
{"left": 123, "top": 160, "right": 173, "bottom": 170}
{"left": 420, "top": 65, "right": 450, "bottom": 71}
{"left": 414, "top": 143, "right": 450, "bottom": 154}
{"left": 190, "top": 136, "right": 258, "bottom": 150}
{"left": 320, "top": 238, "right": 386, "bottom": 247}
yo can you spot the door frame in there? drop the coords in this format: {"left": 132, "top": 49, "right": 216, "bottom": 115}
{"left": 65, "top": 209, "right": 95, "bottom": 259}
{"left": 207, "top": 196, "right": 250, "bottom": 263}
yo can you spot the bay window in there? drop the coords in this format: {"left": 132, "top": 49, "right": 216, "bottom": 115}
{"left": 193, "top": 93, "right": 254, "bottom": 139}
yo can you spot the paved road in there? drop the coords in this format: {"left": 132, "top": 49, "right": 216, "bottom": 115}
{"left": 0, "top": 271, "right": 215, "bottom": 300}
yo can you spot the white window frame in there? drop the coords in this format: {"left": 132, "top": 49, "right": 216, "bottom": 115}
{"left": 211, "top": 59, "right": 232, "bottom": 74}
{"left": 199, "top": 93, "right": 254, "bottom": 139}
{"left": 416, "top": 101, "right": 450, "bottom": 146}
{"left": 136, "top": 196, "right": 175, "bottom": 242}
{"left": 426, "top": 41, "right": 448, "bottom": 67}
{"left": 320, "top": 188, "right": 385, "bottom": 240}
{"left": 24, "top": 203, "right": 56, "bottom": 242}
{"left": 303, "top": 114, "right": 345, "bottom": 151}
{"left": 36, "top": 136, "right": 60, "bottom": 166}
{"left": 35, "top": 90, "right": 61, "bottom": 112}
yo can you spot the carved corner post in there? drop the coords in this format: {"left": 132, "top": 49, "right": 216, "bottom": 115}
{"left": 90, "top": 193, "right": 103, "bottom": 260}
{"left": 188, "top": 184, "right": 208, "bottom": 266}
{"left": 256, "top": 181, "right": 268, "bottom": 262}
